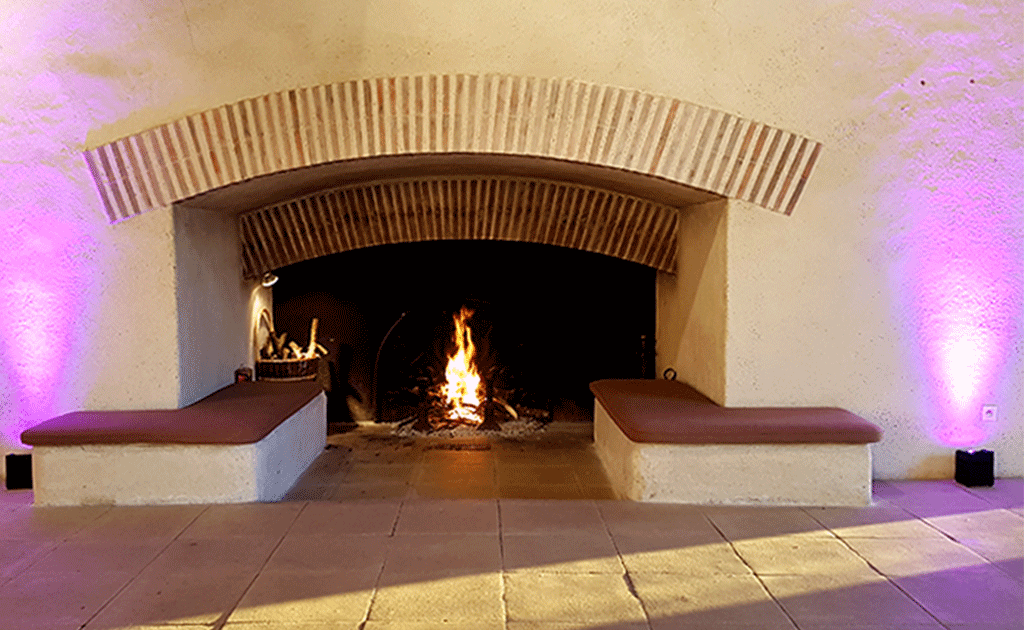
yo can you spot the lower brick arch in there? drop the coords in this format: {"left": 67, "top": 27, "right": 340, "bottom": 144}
{"left": 238, "top": 173, "right": 686, "bottom": 277}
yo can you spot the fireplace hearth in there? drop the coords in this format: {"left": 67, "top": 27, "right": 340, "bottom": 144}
{"left": 271, "top": 239, "right": 655, "bottom": 430}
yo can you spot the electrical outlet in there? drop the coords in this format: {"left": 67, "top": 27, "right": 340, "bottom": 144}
{"left": 982, "top": 405, "right": 997, "bottom": 423}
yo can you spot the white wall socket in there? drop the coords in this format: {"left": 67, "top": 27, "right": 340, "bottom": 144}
{"left": 982, "top": 405, "right": 997, "bottom": 423}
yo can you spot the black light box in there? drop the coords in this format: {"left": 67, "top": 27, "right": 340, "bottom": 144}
{"left": 955, "top": 449, "right": 994, "bottom": 487}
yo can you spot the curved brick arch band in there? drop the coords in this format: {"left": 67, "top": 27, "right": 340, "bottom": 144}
{"left": 238, "top": 175, "right": 681, "bottom": 278}
{"left": 83, "top": 74, "right": 822, "bottom": 223}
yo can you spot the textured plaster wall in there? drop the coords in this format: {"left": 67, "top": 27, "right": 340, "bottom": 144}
{"left": 173, "top": 206, "right": 252, "bottom": 406}
{"left": 1, "top": 0, "right": 1020, "bottom": 478}
{"left": 656, "top": 200, "right": 728, "bottom": 404}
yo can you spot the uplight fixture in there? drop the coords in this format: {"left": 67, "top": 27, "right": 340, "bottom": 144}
{"left": 261, "top": 272, "right": 279, "bottom": 287}
{"left": 954, "top": 449, "right": 994, "bottom": 487}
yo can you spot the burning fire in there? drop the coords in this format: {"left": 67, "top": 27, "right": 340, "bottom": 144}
{"left": 440, "top": 306, "right": 485, "bottom": 424}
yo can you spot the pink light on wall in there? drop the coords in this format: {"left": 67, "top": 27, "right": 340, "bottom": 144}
{"left": 0, "top": 2, "right": 124, "bottom": 451}
{"left": 0, "top": 216, "right": 95, "bottom": 450}
{"left": 900, "top": 185, "right": 1021, "bottom": 447}
{"left": 867, "top": 0, "right": 1023, "bottom": 448}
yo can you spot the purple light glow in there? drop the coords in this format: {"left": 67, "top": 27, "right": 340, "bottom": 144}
{"left": 0, "top": 218, "right": 95, "bottom": 450}
{"left": 901, "top": 189, "right": 1021, "bottom": 446}
{"left": 868, "top": 1, "right": 1023, "bottom": 447}
{"left": 0, "top": 3, "right": 125, "bottom": 451}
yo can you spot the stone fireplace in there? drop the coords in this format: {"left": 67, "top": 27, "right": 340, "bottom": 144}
{"left": 83, "top": 73, "right": 821, "bottom": 416}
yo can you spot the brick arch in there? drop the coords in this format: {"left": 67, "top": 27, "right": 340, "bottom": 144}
{"left": 83, "top": 74, "right": 822, "bottom": 225}
{"left": 238, "top": 172, "right": 684, "bottom": 277}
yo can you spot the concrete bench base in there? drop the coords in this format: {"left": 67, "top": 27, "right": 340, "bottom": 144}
{"left": 595, "top": 400, "right": 873, "bottom": 506}
{"left": 31, "top": 392, "right": 326, "bottom": 506}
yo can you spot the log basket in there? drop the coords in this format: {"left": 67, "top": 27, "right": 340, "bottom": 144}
{"left": 255, "top": 357, "right": 320, "bottom": 382}
{"left": 254, "top": 308, "right": 323, "bottom": 382}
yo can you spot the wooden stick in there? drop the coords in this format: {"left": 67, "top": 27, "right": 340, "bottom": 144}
{"left": 306, "top": 318, "right": 319, "bottom": 357}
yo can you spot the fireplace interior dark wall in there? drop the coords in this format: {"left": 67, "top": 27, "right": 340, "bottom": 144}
{"left": 272, "top": 240, "right": 655, "bottom": 423}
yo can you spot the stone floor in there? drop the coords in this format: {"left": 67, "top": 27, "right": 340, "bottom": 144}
{"left": 0, "top": 425, "right": 1021, "bottom": 630}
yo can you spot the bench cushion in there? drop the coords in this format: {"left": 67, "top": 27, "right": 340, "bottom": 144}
{"left": 21, "top": 381, "right": 323, "bottom": 446}
{"left": 590, "top": 379, "right": 882, "bottom": 445}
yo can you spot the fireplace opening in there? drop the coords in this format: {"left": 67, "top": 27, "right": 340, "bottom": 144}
{"left": 271, "top": 239, "right": 656, "bottom": 432}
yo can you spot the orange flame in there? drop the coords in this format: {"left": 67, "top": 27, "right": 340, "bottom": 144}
{"left": 441, "top": 306, "right": 484, "bottom": 424}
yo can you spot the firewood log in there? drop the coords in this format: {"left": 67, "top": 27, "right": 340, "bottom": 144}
{"left": 271, "top": 332, "right": 287, "bottom": 357}
{"left": 305, "top": 318, "right": 319, "bottom": 357}
{"left": 288, "top": 340, "right": 303, "bottom": 358}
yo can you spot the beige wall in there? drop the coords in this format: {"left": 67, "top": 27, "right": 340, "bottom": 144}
{"left": 83, "top": 209, "right": 182, "bottom": 412}
{"left": 173, "top": 206, "right": 263, "bottom": 406}
{"left": 2, "top": 0, "right": 1020, "bottom": 478}
{"left": 656, "top": 200, "right": 728, "bottom": 404}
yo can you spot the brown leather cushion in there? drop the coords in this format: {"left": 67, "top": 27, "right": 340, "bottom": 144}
{"left": 590, "top": 379, "right": 882, "bottom": 445}
{"left": 21, "top": 381, "right": 323, "bottom": 446}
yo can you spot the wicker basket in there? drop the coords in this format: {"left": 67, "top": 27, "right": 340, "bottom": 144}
{"left": 255, "top": 357, "right": 320, "bottom": 382}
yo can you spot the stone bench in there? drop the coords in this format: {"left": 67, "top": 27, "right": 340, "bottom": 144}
{"left": 590, "top": 379, "right": 882, "bottom": 506}
{"left": 21, "top": 381, "right": 326, "bottom": 506}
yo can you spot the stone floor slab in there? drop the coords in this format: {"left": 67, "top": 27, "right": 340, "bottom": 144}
{"left": 502, "top": 532, "right": 621, "bottom": 573}
{"left": 504, "top": 573, "right": 646, "bottom": 624}
{"left": 228, "top": 568, "right": 378, "bottom": 623}
{"left": 632, "top": 572, "right": 795, "bottom": 629}
{"left": 369, "top": 573, "right": 504, "bottom": 622}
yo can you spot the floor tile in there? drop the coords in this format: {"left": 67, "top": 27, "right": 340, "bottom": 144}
{"left": 407, "top": 483, "right": 498, "bottom": 500}
{"left": 383, "top": 533, "right": 501, "bottom": 578}
{"left": 500, "top": 499, "right": 604, "bottom": 533}
{"left": 178, "top": 501, "right": 303, "bottom": 539}
{"left": 892, "top": 564, "right": 1024, "bottom": 626}
{"left": 507, "top": 623, "right": 648, "bottom": 630}
{"left": 85, "top": 567, "right": 257, "bottom": 628}
{"left": 0, "top": 570, "right": 135, "bottom": 629}
{"left": 143, "top": 536, "right": 278, "bottom": 575}
{"left": 0, "top": 489, "right": 34, "bottom": 506}
{"left": 761, "top": 572, "right": 937, "bottom": 629}
{"left": 365, "top": 622, "right": 504, "bottom": 630}
{"left": 923, "top": 509, "right": 1024, "bottom": 581}
{"left": 228, "top": 568, "right": 378, "bottom": 623}
{"left": 70, "top": 505, "right": 204, "bottom": 542}
{"left": 732, "top": 536, "right": 877, "bottom": 577}
{"left": 394, "top": 499, "right": 498, "bottom": 534}
{"left": 805, "top": 503, "right": 946, "bottom": 538}
{"left": 702, "top": 506, "right": 835, "bottom": 540}
{"left": 962, "top": 478, "right": 1024, "bottom": 509}
{"left": 226, "top": 623, "right": 360, "bottom": 630}
{"left": 497, "top": 484, "right": 586, "bottom": 500}
{"left": 599, "top": 502, "right": 722, "bottom": 537}
{"left": 288, "top": 500, "right": 401, "bottom": 536}
{"left": 843, "top": 536, "right": 989, "bottom": 577}
{"left": 0, "top": 538, "right": 59, "bottom": 582}
{"left": 502, "top": 532, "right": 622, "bottom": 573}
{"left": 614, "top": 534, "right": 752, "bottom": 576}
{"left": 0, "top": 505, "right": 110, "bottom": 541}
{"left": 369, "top": 573, "right": 504, "bottom": 622}
{"left": 504, "top": 573, "right": 646, "bottom": 624}
{"left": 22, "top": 539, "right": 166, "bottom": 575}
{"left": 884, "top": 481, "right": 997, "bottom": 517}
{"left": 497, "top": 464, "right": 579, "bottom": 486}
{"left": 924, "top": 507, "right": 1024, "bottom": 538}
{"left": 578, "top": 485, "right": 619, "bottom": 500}
{"left": 631, "top": 572, "right": 794, "bottom": 629}
{"left": 330, "top": 482, "right": 410, "bottom": 500}
{"left": 265, "top": 534, "right": 389, "bottom": 574}
{"left": 340, "top": 463, "right": 418, "bottom": 484}
{"left": 282, "top": 485, "right": 335, "bottom": 501}
{"left": 415, "top": 459, "right": 495, "bottom": 484}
